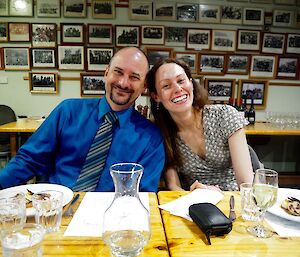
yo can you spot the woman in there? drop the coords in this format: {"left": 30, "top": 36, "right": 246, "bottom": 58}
{"left": 147, "top": 58, "right": 253, "bottom": 191}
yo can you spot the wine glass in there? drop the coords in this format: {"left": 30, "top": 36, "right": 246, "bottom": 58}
{"left": 247, "top": 168, "right": 278, "bottom": 238}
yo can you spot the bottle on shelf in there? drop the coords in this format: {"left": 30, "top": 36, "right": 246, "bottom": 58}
{"left": 248, "top": 97, "right": 255, "bottom": 124}
{"left": 239, "top": 96, "right": 249, "bottom": 120}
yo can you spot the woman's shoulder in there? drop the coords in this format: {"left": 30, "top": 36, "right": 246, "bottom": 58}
{"left": 204, "top": 104, "right": 237, "bottom": 117}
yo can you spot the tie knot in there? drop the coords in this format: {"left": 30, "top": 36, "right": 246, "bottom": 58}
{"left": 105, "top": 111, "right": 118, "bottom": 124}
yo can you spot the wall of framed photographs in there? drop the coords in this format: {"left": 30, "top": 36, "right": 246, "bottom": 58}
{"left": 0, "top": 0, "right": 299, "bottom": 121}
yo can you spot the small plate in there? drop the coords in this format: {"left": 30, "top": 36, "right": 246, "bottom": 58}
{"left": 0, "top": 184, "right": 73, "bottom": 216}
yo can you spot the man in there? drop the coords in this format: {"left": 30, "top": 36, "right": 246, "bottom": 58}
{"left": 0, "top": 47, "right": 165, "bottom": 192}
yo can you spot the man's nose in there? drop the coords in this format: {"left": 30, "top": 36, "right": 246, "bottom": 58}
{"left": 118, "top": 75, "right": 130, "bottom": 87}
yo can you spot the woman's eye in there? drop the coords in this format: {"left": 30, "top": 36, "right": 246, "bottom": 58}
{"left": 162, "top": 84, "right": 170, "bottom": 89}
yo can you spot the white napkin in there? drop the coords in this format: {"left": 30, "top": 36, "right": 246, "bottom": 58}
{"left": 158, "top": 188, "right": 224, "bottom": 221}
{"left": 64, "top": 192, "right": 149, "bottom": 237}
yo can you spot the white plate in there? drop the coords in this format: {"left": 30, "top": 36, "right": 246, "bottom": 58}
{"left": 0, "top": 184, "right": 74, "bottom": 216}
{"left": 268, "top": 188, "right": 300, "bottom": 222}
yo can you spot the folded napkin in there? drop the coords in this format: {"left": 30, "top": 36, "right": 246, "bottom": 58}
{"left": 159, "top": 188, "right": 224, "bottom": 221}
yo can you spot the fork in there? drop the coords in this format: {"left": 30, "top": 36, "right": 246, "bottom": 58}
{"left": 64, "top": 193, "right": 80, "bottom": 217}
{"left": 288, "top": 196, "right": 300, "bottom": 203}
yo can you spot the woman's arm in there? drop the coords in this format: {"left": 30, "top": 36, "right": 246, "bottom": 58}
{"left": 165, "top": 167, "right": 184, "bottom": 191}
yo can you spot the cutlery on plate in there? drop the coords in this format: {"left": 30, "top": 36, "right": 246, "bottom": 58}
{"left": 288, "top": 196, "right": 300, "bottom": 203}
{"left": 229, "top": 195, "right": 236, "bottom": 222}
{"left": 63, "top": 193, "right": 80, "bottom": 217}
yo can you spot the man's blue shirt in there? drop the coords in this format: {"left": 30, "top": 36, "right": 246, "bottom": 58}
{"left": 0, "top": 98, "right": 165, "bottom": 192}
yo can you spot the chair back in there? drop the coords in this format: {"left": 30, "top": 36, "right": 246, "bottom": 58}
{"left": 0, "top": 105, "right": 17, "bottom": 144}
{"left": 248, "top": 144, "right": 264, "bottom": 172}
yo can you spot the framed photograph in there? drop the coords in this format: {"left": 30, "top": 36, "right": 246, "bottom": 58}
{"left": 115, "top": 25, "right": 140, "bottom": 47}
{"left": 273, "top": 10, "right": 294, "bottom": 27}
{"left": 58, "top": 45, "right": 85, "bottom": 70}
{"left": 8, "top": 22, "right": 30, "bottom": 42}
{"left": 31, "top": 23, "right": 57, "bottom": 48}
{"left": 174, "top": 51, "right": 198, "bottom": 74}
{"left": 165, "top": 27, "right": 186, "bottom": 47}
{"left": 144, "top": 47, "right": 173, "bottom": 67}
{"left": 0, "top": 22, "right": 8, "bottom": 42}
{"left": 243, "top": 8, "right": 264, "bottom": 26}
{"left": 129, "top": 0, "right": 152, "bottom": 20}
{"left": 295, "top": 11, "right": 300, "bottom": 28}
{"left": 262, "top": 32, "right": 286, "bottom": 54}
{"left": 250, "top": 55, "right": 277, "bottom": 79}
{"left": 237, "top": 29, "right": 261, "bottom": 51}
{"left": 0, "top": 48, "right": 3, "bottom": 70}
{"left": 80, "top": 72, "right": 105, "bottom": 97}
{"left": 211, "top": 29, "right": 236, "bottom": 52}
{"left": 63, "top": 0, "right": 86, "bottom": 18}
{"left": 3, "top": 47, "right": 30, "bottom": 70}
{"left": 199, "top": 5, "right": 221, "bottom": 24}
{"left": 92, "top": 0, "right": 115, "bottom": 19}
{"left": 238, "top": 79, "right": 268, "bottom": 110}
{"left": 36, "top": 0, "right": 60, "bottom": 17}
{"left": 87, "top": 24, "right": 112, "bottom": 45}
{"left": 0, "top": 0, "right": 9, "bottom": 16}
{"left": 198, "top": 53, "right": 225, "bottom": 75}
{"left": 141, "top": 25, "right": 164, "bottom": 45}
{"left": 31, "top": 48, "right": 57, "bottom": 69}
{"left": 186, "top": 29, "right": 211, "bottom": 51}
{"left": 226, "top": 54, "right": 250, "bottom": 75}
{"left": 205, "top": 78, "right": 235, "bottom": 103}
{"left": 9, "top": 0, "right": 33, "bottom": 16}
{"left": 286, "top": 33, "right": 300, "bottom": 54}
{"left": 276, "top": 56, "right": 299, "bottom": 79}
{"left": 29, "top": 72, "right": 58, "bottom": 94}
{"left": 60, "top": 23, "right": 85, "bottom": 45}
{"left": 221, "top": 6, "right": 242, "bottom": 25}
{"left": 176, "top": 3, "right": 198, "bottom": 22}
{"left": 154, "top": 2, "right": 175, "bottom": 21}
{"left": 274, "top": 0, "right": 296, "bottom": 4}
{"left": 86, "top": 47, "right": 113, "bottom": 71}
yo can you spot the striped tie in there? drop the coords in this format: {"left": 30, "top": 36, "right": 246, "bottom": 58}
{"left": 73, "top": 111, "right": 118, "bottom": 192}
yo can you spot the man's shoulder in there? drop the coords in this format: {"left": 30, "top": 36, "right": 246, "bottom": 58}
{"left": 60, "top": 98, "right": 101, "bottom": 108}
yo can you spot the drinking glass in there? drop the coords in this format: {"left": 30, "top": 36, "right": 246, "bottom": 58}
{"left": 247, "top": 168, "right": 278, "bottom": 238}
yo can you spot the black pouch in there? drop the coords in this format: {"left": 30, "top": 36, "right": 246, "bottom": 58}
{"left": 188, "top": 203, "right": 232, "bottom": 245}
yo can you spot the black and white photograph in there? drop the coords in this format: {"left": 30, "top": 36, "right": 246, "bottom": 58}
{"left": 63, "top": 0, "right": 86, "bottom": 18}
{"left": 286, "top": 33, "right": 300, "bottom": 54}
{"left": 87, "top": 47, "right": 113, "bottom": 71}
{"left": 154, "top": 2, "right": 175, "bottom": 21}
{"left": 199, "top": 54, "right": 225, "bottom": 75}
{"left": 58, "top": 45, "right": 84, "bottom": 70}
{"left": 212, "top": 29, "right": 236, "bottom": 52}
{"left": 92, "top": 0, "right": 115, "bottom": 19}
{"left": 9, "top": 0, "right": 33, "bottom": 16}
{"left": 145, "top": 47, "right": 173, "bottom": 67}
{"left": 60, "top": 23, "right": 85, "bottom": 45}
{"left": 237, "top": 29, "right": 261, "bottom": 51}
{"left": 0, "top": 0, "right": 9, "bottom": 16}
{"left": 186, "top": 29, "right": 211, "bottom": 51}
{"left": 262, "top": 33, "right": 286, "bottom": 54}
{"left": 29, "top": 72, "right": 58, "bottom": 94}
{"left": 81, "top": 72, "right": 105, "bottom": 96}
{"left": 88, "top": 24, "right": 112, "bottom": 44}
{"left": 221, "top": 6, "right": 242, "bottom": 24}
{"left": 141, "top": 25, "right": 164, "bottom": 45}
{"left": 243, "top": 7, "right": 264, "bottom": 25}
{"left": 128, "top": 0, "right": 151, "bottom": 20}
{"left": 36, "top": 0, "right": 60, "bottom": 17}
{"left": 8, "top": 22, "right": 30, "bottom": 42}
{"left": 176, "top": 3, "right": 198, "bottom": 22}
{"left": 31, "top": 48, "right": 57, "bottom": 68}
{"left": 165, "top": 27, "right": 186, "bottom": 47}
{"left": 31, "top": 23, "right": 57, "bottom": 48}
{"left": 205, "top": 78, "right": 235, "bottom": 102}
{"left": 199, "top": 5, "right": 221, "bottom": 24}
{"left": 0, "top": 22, "right": 8, "bottom": 42}
{"left": 276, "top": 56, "right": 299, "bottom": 79}
{"left": 3, "top": 47, "right": 30, "bottom": 70}
{"left": 273, "top": 10, "right": 294, "bottom": 27}
{"left": 115, "top": 25, "right": 140, "bottom": 47}
{"left": 226, "top": 54, "right": 250, "bottom": 75}
{"left": 174, "top": 51, "right": 198, "bottom": 74}
{"left": 250, "top": 55, "right": 277, "bottom": 78}
{"left": 295, "top": 11, "right": 300, "bottom": 28}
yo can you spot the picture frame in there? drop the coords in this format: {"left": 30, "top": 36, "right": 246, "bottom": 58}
{"left": 9, "top": 0, "right": 33, "bottom": 16}
{"left": 204, "top": 78, "right": 235, "bottom": 103}
{"left": 286, "top": 33, "right": 300, "bottom": 54}
{"left": 80, "top": 72, "right": 105, "bottom": 97}
{"left": 262, "top": 32, "right": 286, "bottom": 54}
{"left": 237, "top": 29, "right": 261, "bottom": 51}
{"left": 87, "top": 24, "right": 113, "bottom": 45}
{"left": 0, "top": 48, "right": 3, "bottom": 70}
{"left": 238, "top": 79, "right": 268, "bottom": 110}
{"left": 276, "top": 56, "right": 299, "bottom": 79}
{"left": 199, "top": 5, "right": 221, "bottom": 24}
{"left": 141, "top": 25, "right": 164, "bottom": 45}
{"left": 30, "top": 48, "right": 57, "bottom": 69}
{"left": 129, "top": 0, "right": 152, "bottom": 20}
{"left": 86, "top": 47, "right": 113, "bottom": 71}
{"left": 295, "top": 10, "right": 300, "bottom": 28}
{"left": 144, "top": 47, "right": 173, "bottom": 67}
{"left": 0, "top": 22, "right": 8, "bottom": 42}
{"left": 3, "top": 47, "right": 30, "bottom": 70}
{"left": 226, "top": 54, "right": 250, "bottom": 75}
{"left": 250, "top": 55, "right": 277, "bottom": 79}
{"left": 31, "top": 23, "right": 57, "bottom": 48}
{"left": 60, "top": 23, "right": 85, "bottom": 45}
{"left": 174, "top": 51, "right": 198, "bottom": 74}
{"left": 243, "top": 7, "right": 264, "bottom": 26}
{"left": 29, "top": 72, "right": 58, "bottom": 94}
{"left": 0, "top": 0, "right": 9, "bottom": 16}
{"left": 176, "top": 3, "right": 198, "bottom": 22}
{"left": 273, "top": 10, "right": 294, "bottom": 27}
{"left": 198, "top": 53, "right": 226, "bottom": 75}
{"left": 186, "top": 29, "right": 211, "bottom": 51}
{"left": 115, "top": 25, "right": 140, "bottom": 47}
{"left": 221, "top": 6, "right": 242, "bottom": 25}
{"left": 36, "top": 0, "right": 60, "bottom": 17}
{"left": 154, "top": 2, "right": 175, "bottom": 21}
{"left": 63, "top": 0, "right": 86, "bottom": 18}
{"left": 165, "top": 27, "right": 186, "bottom": 47}
{"left": 92, "top": 0, "right": 115, "bottom": 19}
{"left": 211, "top": 29, "right": 236, "bottom": 52}
{"left": 58, "top": 45, "right": 85, "bottom": 70}
{"left": 8, "top": 22, "right": 30, "bottom": 42}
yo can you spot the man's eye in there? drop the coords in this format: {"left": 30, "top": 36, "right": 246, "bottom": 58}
{"left": 178, "top": 79, "right": 185, "bottom": 84}
{"left": 114, "top": 70, "right": 122, "bottom": 75}
{"left": 130, "top": 76, "right": 140, "bottom": 81}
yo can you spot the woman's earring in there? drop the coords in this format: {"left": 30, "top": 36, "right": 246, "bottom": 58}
{"left": 156, "top": 102, "right": 160, "bottom": 111}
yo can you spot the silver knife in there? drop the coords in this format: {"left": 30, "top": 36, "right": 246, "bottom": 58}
{"left": 229, "top": 195, "right": 236, "bottom": 222}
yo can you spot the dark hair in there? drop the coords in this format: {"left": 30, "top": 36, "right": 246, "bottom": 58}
{"left": 146, "top": 58, "right": 208, "bottom": 168}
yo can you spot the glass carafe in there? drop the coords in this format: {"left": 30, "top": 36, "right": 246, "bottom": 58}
{"left": 102, "top": 163, "right": 150, "bottom": 257}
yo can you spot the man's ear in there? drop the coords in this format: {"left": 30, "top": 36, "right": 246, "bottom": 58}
{"left": 104, "top": 65, "right": 109, "bottom": 78}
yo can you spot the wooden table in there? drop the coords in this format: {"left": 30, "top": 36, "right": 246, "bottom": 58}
{"left": 158, "top": 191, "right": 300, "bottom": 257}
{"left": 245, "top": 122, "right": 300, "bottom": 135}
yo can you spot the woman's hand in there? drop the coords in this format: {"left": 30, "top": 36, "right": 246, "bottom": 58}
{"left": 190, "top": 180, "right": 223, "bottom": 193}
